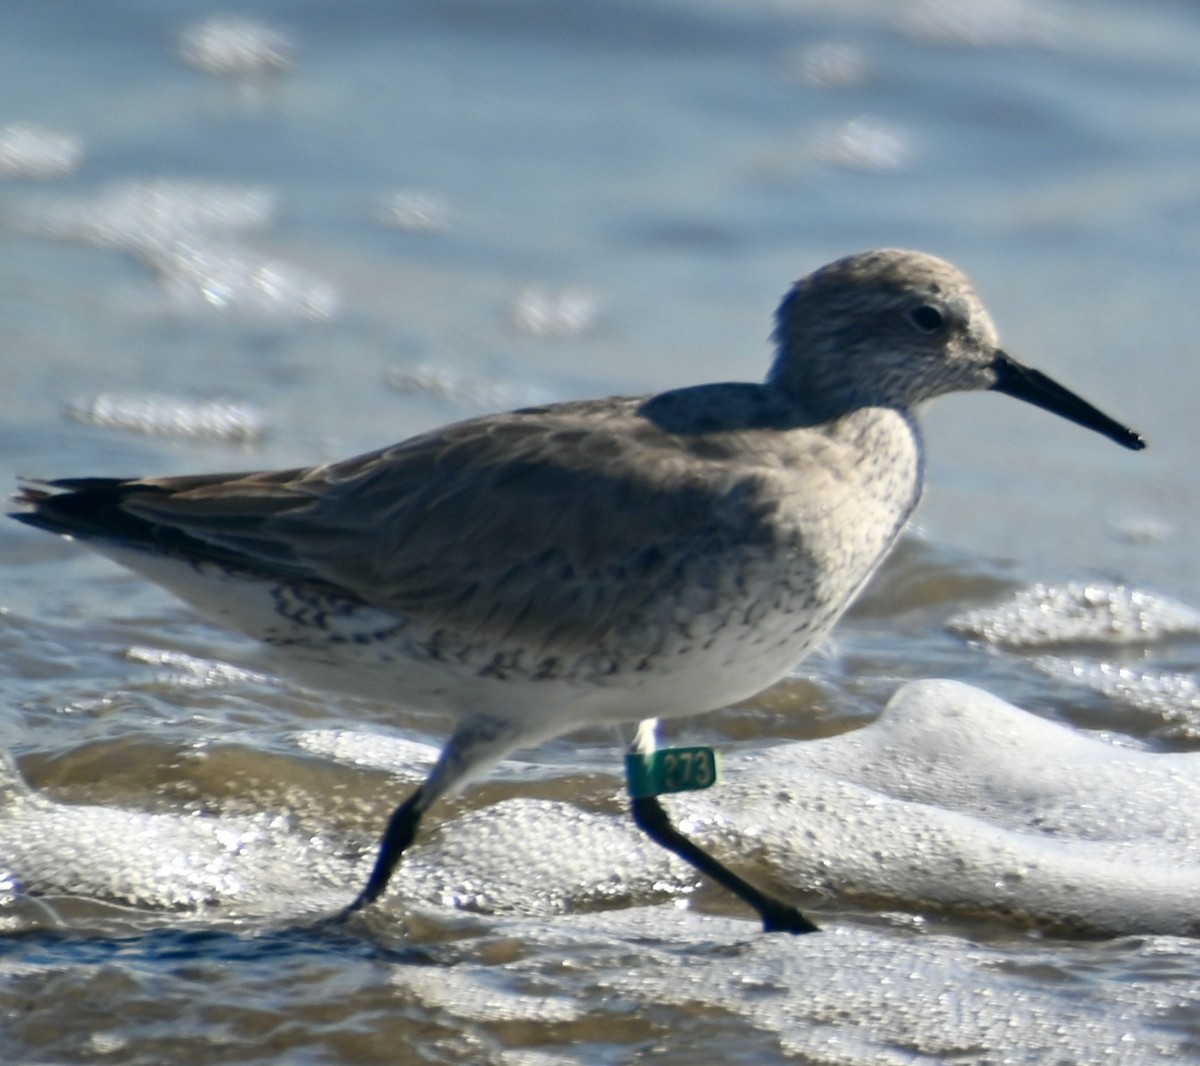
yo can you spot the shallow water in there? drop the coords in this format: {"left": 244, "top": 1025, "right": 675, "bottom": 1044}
{"left": 1, "top": 1, "right": 1199, "bottom": 1063}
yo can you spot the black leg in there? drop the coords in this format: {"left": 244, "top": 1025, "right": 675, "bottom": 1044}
{"left": 631, "top": 794, "right": 818, "bottom": 935}
{"left": 332, "top": 720, "right": 520, "bottom": 923}
{"left": 337, "top": 786, "right": 425, "bottom": 920}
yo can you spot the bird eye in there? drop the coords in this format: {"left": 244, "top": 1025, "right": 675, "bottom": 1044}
{"left": 908, "top": 305, "right": 944, "bottom": 333}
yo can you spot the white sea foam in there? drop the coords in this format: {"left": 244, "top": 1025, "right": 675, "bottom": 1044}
{"left": 374, "top": 189, "right": 453, "bottom": 235}
{"left": 14, "top": 180, "right": 337, "bottom": 322}
{"left": 20, "top": 179, "right": 276, "bottom": 251}
{"left": 681, "top": 679, "right": 1200, "bottom": 935}
{"left": 401, "top": 800, "right": 687, "bottom": 915}
{"left": 124, "top": 647, "right": 277, "bottom": 689}
{"left": 177, "top": 16, "right": 296, "bottom": 78}
{"left": 293, "top": 729, "right": 440, "bottom": 776}
{"left": 64, "top": 394, "right": 268, "bottom": 443}
{"left": 0, "top": 751, "right": 348, "bottom": 914}
{"left": 4, "top": 680, "right": 1195, "bottom": 937}
{"left": 947, "top": 581, "right": 1200, "bottom": 646}
{"left": 448, "top": 910, "right": 1198, "bottom": 1066}
{"left": 0, "top": 123, "right": 83, "bottom": 179}
{"left": 294, "top": 679, "right": 1200, "bottom": 935}
{"left": 146, "top": 238, "right": 340, "bottom": 321}
{"left": 809, "top": 116, "right": 914, "bottom": 173}
{"left": 1033, "top": 657, "right": 1200, "bottom": 739}
{"left": 508, "top": 286, "right": 600, "bottom": 338}
{"left": 894, "top": 0, "right": 1065, "bottom": 48}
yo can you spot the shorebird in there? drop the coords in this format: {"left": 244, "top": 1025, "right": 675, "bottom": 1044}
{"left": 12, "top": 250, "right": 1144, "bottom": 933}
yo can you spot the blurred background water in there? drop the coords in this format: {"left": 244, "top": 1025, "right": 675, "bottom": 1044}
{"left": 0, "top": 1, "right": 1199, "bottom": 1063}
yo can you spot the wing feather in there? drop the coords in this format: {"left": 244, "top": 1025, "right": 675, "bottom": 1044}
{"left": 16, "top": 388, "right": 821, "bottom": 650}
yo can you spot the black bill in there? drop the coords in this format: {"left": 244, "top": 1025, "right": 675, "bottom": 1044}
{"left": 990, "top": 351, "right": 1145, "bottom": 451}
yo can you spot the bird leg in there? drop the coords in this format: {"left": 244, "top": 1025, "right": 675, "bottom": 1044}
{"left": 623, "top": 718, "right": 817, "bottom": 935}
{"left": 336, "top": 716, "right": 521, "bottom": 921}
{"left": 630, "top": 794, "right": 818, "bottom": 934}
{"left": 339, "top": 786, "right": 426, "bottom": 919}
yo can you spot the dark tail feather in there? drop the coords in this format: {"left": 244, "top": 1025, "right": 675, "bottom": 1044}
{"left": 12, "top": 478, "right": 175, "bottom": 546}
{"left": 11, "top": 477, "right": 346, "bottom": 598}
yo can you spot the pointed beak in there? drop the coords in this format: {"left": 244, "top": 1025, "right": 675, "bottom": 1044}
{"left": 989, "top": 351, "right": 1145, "bottom": 451}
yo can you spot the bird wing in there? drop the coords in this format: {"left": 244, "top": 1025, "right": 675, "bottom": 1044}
{"left": 17, "top": 390, "right": 818, "bottom": 651}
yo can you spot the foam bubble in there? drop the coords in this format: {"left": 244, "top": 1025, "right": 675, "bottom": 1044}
{"left": 124, "top": 647, "right": 276, "bottom": 689}
{"left": 147, "top": 239, "right": 340, "bottom": 321}
{"left": 809, "top": 116, "right": 913, "bottom": 173}
{"left": 292, "top": 729, "right": 439, "bottom": 777}
{"left": 1033, "top": 657, "right": 1200, "bottom": 739}
{"left": 0, "top": 751, "right": 348, "bottom": 913}
{"left": 401, "top": 799, "right": 688, "bottom": 915}
{"left": 400, "top": 965, "right": 581, "bottom": 1026}
{"left": 375, "top": 190, "right": 453, "bottom": 235}
{"left": 15, "top": 180, "right": 334, "bottom": 321}
{"left": 894, "top": 0, "right": 1065, "bottom": 47}
{"left": 64, "top": 394, "right": 268, "bottom": 442}
{"left": 509, "top": 286, "right": 599, "bottom": 338}
{"left": 290, "top": 728, "right": 551, "bottom": 785}
{"left": 21, "top": 179, "right": 276, "bottom": 252}
{"left": 947, "top": 581, "right": 1200, "bottom": 647}
{"left": 373, "top": 908, "right": 1200, "bottom": 1064}
{"left": 177, "top": 16, "right": 295, "bottom": 78}
{"left": 682, "top": 679, "right": 1200, "bottom": 935}
{"left": 0, "top": 123, "right": 83, "bottom": 179}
